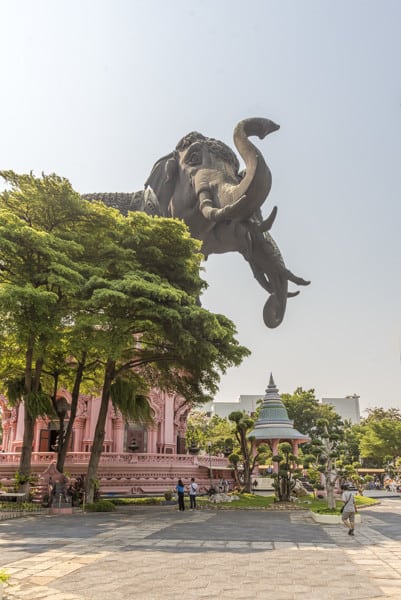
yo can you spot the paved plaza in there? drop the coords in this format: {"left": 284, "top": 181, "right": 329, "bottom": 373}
{"left": 2, "top": 499, "right": 401, "bottom": 599}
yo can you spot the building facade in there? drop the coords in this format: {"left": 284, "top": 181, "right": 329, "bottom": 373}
{"left": 0, "top": 390, "right": 232, "bottom": 496}
{"left": 0, "top": 388, "right": 190, "bottom": 456}
{"left": 321, "top": 395, "right": 360, "bottom": 424}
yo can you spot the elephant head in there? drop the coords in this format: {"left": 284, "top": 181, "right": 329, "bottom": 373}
{"left": 84, "top": 118, "right": 309, "bottom": 328}
{"left": 144, "top": 117, "right": 309, "bottom": 328}
{"left": 145, "top": 117, "right": 279, "bottom": 235}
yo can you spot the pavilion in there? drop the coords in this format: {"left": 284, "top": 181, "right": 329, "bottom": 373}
{"left": 249, "top": 374, "right": 310, "bottom": 470}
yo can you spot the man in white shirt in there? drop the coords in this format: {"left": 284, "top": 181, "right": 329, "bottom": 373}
{"left": 189, "top": 477, "right": 198, "bottom": 509}
{"left": 341, "top": 484, "right": 357, "bottom": 536}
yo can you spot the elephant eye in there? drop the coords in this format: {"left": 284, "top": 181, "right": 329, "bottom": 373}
{"left": 186, "top": 152, "right": 201, "bottom": 165}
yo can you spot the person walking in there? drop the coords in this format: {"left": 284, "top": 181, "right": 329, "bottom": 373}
{"left": 341, "top": 484, "right": 357, "bottom": 536}
{"left": 188, "top": 477, "right": 198, "bottom": 510}
{"left": 176, "top": 479, "right": 185, "bottom": 511}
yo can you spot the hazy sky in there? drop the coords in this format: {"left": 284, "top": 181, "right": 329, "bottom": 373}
{"left": 1, "top": 0, "right": 400, "bottom": 415}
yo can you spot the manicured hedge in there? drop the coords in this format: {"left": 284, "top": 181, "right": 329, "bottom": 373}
{"left": 85, "top": 500, "right": 116, "bottom": 512}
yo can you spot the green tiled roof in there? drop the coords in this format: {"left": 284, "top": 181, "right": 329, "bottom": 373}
{"left": 248, "top": 374, "right": 309, "bottom": 442}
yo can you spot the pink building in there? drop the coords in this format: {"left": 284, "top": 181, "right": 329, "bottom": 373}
{"left": 0, "top": 391, "right": 232, "bottom": 495}
{"left": 0, "top": 388, "right": 190, "bottom": 455}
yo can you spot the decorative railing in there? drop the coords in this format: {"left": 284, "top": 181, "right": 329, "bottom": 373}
{"left": 0, "top": 452, "right": 230, "bottom": 469}
{"left": 195, "top": 455, "right": 229, "bottom": 468}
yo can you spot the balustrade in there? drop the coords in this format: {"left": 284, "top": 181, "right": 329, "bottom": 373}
{"left": 0, "top": 451, "right": 230, "bottom": 468}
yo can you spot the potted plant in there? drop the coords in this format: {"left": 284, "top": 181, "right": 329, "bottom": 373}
{"left": 163, "top": 490, "right": 176, "bottom": 505}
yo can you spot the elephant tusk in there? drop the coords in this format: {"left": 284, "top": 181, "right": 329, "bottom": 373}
{"left": 198, "top": 192, "right": 219, "bottom": 220}
{"left": 287, "top": 291, "right": 300, "bottom": 298}
{"left": 285, "top": 269, "right": 311, "bottom": 286}
{"left": 198, "top": 190, "right": 249, "bottom": 222}
{"left": 259, "top": 206, "right": 278, "bottom": 232}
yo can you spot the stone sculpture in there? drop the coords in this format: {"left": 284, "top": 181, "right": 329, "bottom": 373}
{"left": 84, "top": 117, "right": 309, "bottom": 328}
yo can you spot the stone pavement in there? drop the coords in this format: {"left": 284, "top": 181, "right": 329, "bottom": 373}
{"left": 1, "top": 500, "right": 401, "bottom": 599}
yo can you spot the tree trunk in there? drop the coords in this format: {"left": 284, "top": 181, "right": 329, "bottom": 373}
{"left": 325, "top": 457, "right": 337, "bottom": 509}
{"left": 85, "top": 358, "right": 115, "bottom": 503}
{"left": 238, "top": 429, "right": 253, "bottom": 492}
{"left": 232, "top": 465, "right": 240, "bottom": 487}
{"left": 18, "top": 342, "right": 37, "bottom": 492}
{"left": 56, "top": 357, "right": 85, "bottom": 473}
{"left": 19, "top": 407, "right": 35, "bottom": 492}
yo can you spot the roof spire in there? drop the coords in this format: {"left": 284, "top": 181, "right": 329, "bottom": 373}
{"left": 265, "top": 372, "right": 279, "bottom": 396}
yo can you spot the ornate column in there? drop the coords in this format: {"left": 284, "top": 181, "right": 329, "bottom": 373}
{"left": 271, "top": 439, "right": 279, "bottom": 473}
{"left": 112, "top": 416, "right": 125, "bottom": 453}
{"left": 146, "top": 426, "right": 158, "bottom": 454}
{"left": 73, "top": 419, "right": 85, "bottom": 452}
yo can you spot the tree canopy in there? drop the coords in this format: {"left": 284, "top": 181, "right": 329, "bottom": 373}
{"left": 0, "top": 171, "right": 250, "bottom": 497}
{"left": 281, "top": 387, "right": 340, "bottom": 436}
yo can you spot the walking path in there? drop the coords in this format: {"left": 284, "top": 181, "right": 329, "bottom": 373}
{"left": 1, "top": 500, "right": 401, "bottom": 599}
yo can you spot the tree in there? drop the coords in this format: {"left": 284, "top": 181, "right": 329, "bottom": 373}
{"left": 0, "top": 174, "right": 249, "bottom": 500}
{"left": 359, "top": 419, "right": 401, "bottom": 465}
{"left": 228, "top": 411, "right": 269, "bottom": 493}
{"left": 339, "top": 462, "right": 373, "bottom": 495}
{"left": 0, "top": 171, "right": 89, "bottom": 489}
{"left": 83, "top": 211, "right": 250, "bottom": 501}
{"left": 272, "top": 442, "right": 302, "bottom": 502}
{"left": 362, "top": 407, "right": 401, "bottom": 424}
{"left": 303, "top": 416, "right": 345, "bottom": 509}
{"left": 341, "top": 421, "right": 362, "bottom": 465}
{"left": 281, "top": 388, "right": 340, "bottom": 437}
{"left": 186, "top": 412, "right": 236, "bottom": 455}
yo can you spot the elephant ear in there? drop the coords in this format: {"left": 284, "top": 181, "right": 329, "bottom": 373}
{"left": 144, "top": 151, "right": 178, "bottom": 217}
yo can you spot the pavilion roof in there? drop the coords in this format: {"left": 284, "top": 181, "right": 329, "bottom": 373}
{"left": 248, "top": 373, "right": 310, "bottom": 442}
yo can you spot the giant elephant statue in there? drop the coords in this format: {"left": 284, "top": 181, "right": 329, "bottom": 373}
{"left": 84, "top": 117, "right": 309, "bottom": 328}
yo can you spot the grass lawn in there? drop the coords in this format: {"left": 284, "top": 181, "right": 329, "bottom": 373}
{"left": 296, "top": 494, "right": 378, "bottom": 514}
{"left": 108, "top": 493, "right": 379, "bottom": 512}
{"left": 109, "top": 494, "right": 276, "bottom": 508}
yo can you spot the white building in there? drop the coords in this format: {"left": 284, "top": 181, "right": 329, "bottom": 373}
{"left": 204, "top": 395, "right": 263, "bottom": 419}
{"left": 321, "top": 395, "right": 360, "bottom": 424}
{"left": 205, "top": 393, "right": 361, "bottom": 424}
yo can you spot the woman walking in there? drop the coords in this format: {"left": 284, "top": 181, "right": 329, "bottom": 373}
{"left": 176, "top": 479, "right": 185, "bottom": 511}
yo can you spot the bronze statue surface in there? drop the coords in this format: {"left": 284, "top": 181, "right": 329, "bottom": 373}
{"left": 83, "top": 118, "right": 309, "bottom": 328}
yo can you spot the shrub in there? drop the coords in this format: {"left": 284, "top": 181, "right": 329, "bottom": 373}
{"left": 164, "top": 490, "right": 174, "bottom": 501}
{"left": 85, "top": 500, "right": 115, "bottom": 512}
{"left": 0, "top": 569, "right": 10, "bottom": 584}
{"left": 314, "top": 507, "right": 339, "bottom": 514}
{"left": 110, "top": 497, "right": 162, "bottom": 506}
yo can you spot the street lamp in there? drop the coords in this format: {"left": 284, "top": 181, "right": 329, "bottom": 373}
{"left": 207, "top": 441, "right": 214, "bottom": 489}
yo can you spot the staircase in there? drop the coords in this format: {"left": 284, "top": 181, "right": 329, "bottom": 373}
{"left": 299, "top": 476, "right": 314, "bottom": 493}
{"left": 31, "top": 482, "right": 48, "bottom": 505}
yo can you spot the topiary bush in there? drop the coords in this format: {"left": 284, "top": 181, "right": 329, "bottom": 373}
{"left": 85, "top": 500, "right": 116, "bottom": 512}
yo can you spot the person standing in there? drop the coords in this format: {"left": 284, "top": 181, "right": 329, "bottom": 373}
{"left": 176, "top": 479, "right": 185, "bottom": 511}
{"left": 341, "top": 485, "right": 357, "bottom": 536}
{"left": 188, "top": 477, "right": 198, "bottom": 510}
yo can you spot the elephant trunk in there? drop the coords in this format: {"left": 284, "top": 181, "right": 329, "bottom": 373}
{"left": 197, "top": 118, "right": 279, "bottom": 223}
{"left": 263, "top": 274, "right": 288, "bottom": 328}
